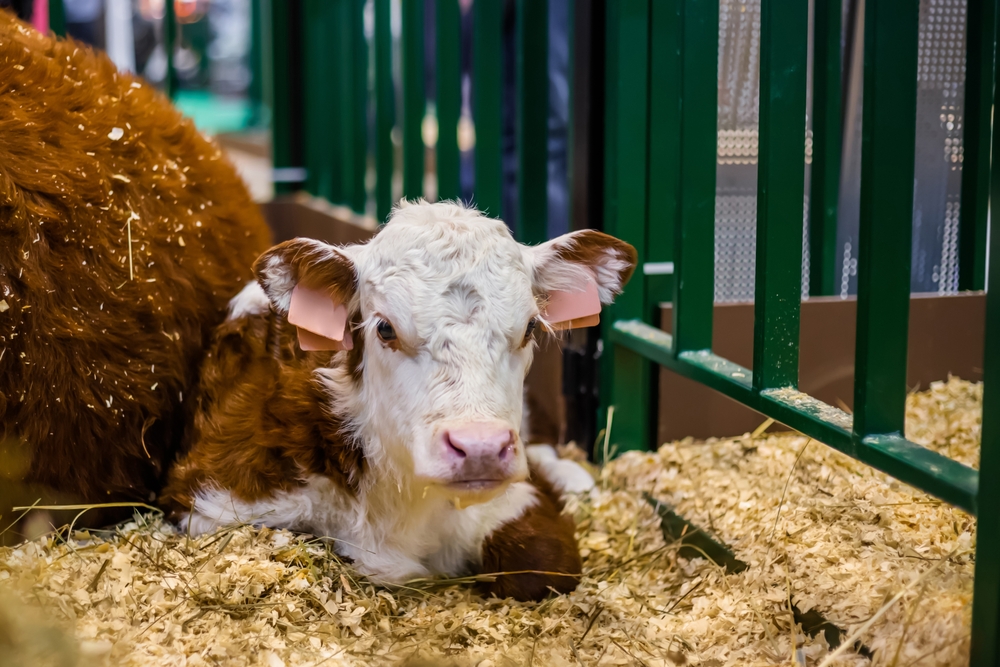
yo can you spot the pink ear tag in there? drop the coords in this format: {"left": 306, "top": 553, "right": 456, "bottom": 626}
{"left": 545, "top": 276, "right": 602, "bottom": 330}
{"left": 288, "top": 285, "right": 354, "bottom": 351}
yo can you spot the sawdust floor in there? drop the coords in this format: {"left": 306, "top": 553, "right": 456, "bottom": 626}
{"left": 0, "top": 379, "right": 979, "bottom": 667}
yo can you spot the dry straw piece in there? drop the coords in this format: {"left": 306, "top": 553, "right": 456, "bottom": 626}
{"left": 0, "top": 379, "right": 979, "bottom": 666}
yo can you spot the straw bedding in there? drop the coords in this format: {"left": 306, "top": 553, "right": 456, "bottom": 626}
{"left": 0, "top": 379, "right": 979, "bottom": 666}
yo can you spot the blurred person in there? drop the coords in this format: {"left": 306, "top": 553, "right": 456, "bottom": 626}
{"left": 65, "top": 0, "right": 103, "bottom": 47}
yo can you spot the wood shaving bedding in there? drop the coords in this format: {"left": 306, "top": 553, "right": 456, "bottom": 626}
{"left": 0, "top": 379, "right": 980, "bottom": 666}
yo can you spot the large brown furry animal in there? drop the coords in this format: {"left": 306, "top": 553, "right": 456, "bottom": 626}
{"left": 0, "top": 11, "right": 271, "bottom": 526}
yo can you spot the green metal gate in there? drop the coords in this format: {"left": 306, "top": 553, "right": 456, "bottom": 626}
{"left": 600, "top": 0, "right": 999, "bottom": 664}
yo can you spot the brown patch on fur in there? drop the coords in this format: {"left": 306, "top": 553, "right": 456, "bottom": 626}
{"left": 479, "top": 464, "right": 583, "bottom": 602}
{"left": 159, "top": 309, "right": 364, "bottom": 517}
{"left": 0, "top": 12, "right": 271, "bottom": 507}
{"left": 556, "top": 229, "right": 638, "bottom": 292}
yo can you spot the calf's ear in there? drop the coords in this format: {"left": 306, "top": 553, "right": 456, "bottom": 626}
{"left": 526, "top": 230, "right": 638, "bottom": 329}
{"left": 253, "top": 238, "right": 358, "bottom": 351}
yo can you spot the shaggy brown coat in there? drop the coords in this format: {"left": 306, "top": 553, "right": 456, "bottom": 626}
{"left": 0, "top": 12, "right": 271, "bottom": 516}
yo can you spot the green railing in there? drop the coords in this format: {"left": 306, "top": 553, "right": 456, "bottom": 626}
{"left": 601, "top": 0, "right": 998, "bottom": 663}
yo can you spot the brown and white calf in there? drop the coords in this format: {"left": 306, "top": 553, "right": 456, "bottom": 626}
{"left": 162, "top": 201, "right": 636, "bottom": 600}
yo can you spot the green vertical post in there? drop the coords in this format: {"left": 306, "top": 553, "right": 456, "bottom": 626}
{"left": 672, "top": 0, "right": 718, "bottom": 355}
{"left": 437, "top": 0, "right": 461, "bottom": 201}
{"left": 343, "top": 0, "right": 367, "bottom": 213}
{"left": 958, "top": 0, "right": 996, "bottom": 292}
{"left": 808, "top": 0, "right": 842, "bottom": 297}
{"left": 352, "top": 0, "right": 368, "bottom": 213}
{"left": 752, "top": 0, "right": 807, "bottom": 391}
{"left": 402, "top": 0, "right": 426, "bottom": 200}
{"left": 375, "top": 0, "right": 395, "bottom": 221}
{"left": 302, "top": 0, "right": 338, "bottom": 201}
{"left": 47, "top": 0, "right": 65, "bottom": 36}
{"left": 248, "top": 0, "right": 264, "bottom": 126}
{"left": 851, "top": 0, "right": 918, "bottom": 440}
{"left": 164, "top": 0, "right": 178, "bottom": 99}
{"left": 516, "top": 0, "right": 549, "bottom": 245}
{"left": 601, "top": 0, "right": 651, "bottom": 457}
{"left": 970, "top": 7, "right": 1000, "bottom": 662}
{"left": 270, "top": 0, "right": 302, "bottom": 195}
{"left": 645, "top": 0, "right": 681, "bottom": 306}
{"left": 473, "top": 0, "right": 504, "bottom": 218}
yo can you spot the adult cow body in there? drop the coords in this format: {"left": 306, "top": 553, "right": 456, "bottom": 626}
{"left": 162, "top": 201, "right": 636, "bottom": 600}
{"left": 0, "top": 12, "right": 271, "bottom": 522}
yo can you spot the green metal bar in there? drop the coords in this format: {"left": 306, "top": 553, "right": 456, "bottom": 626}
{"left": 752, "top": 0, "right": 807, "bottom": 391}
{"left": 672, "top": 0, "right": 718, "bottom": 355}
{"left": 807, "top": 0, "right": 842, "bottom": 297}
{"left": 47, "top": 0, "right": 65, "bottom": 37}
{"left": 164, "top": 0, "right": 178, "bottom": 99}
{"left": 958, "top": 0, "right": 996, "bottom": 292}
{"left": 851, "top": 0, "right": 918, "bottom": 440}
{"left": 970, "top": 6, "right": 1000, "bottom": 660}
{"left": 302, "top": 0, "right": 338, "bottom": 201}
{"left": 349, "top": 0, "right": 367, "bottom": 212}
{"left": 516, "top": 0, "right": 549, "bottom": 245}
{"left": 402, "top": 0, "right": 426, "bottom": 200}
{"left": 336, "top": 0, "right": 367, "bottom": 210}
{"left": 248, "top": 0, "right": 264, "bottom": 126}
{"left": 598, "top": 0, "right": 621, "bottom": 445}
{"left": 611, "top": 320, "right": 978, "bottom": 513}
{"left": 269, "top": 0, "right": 302, "bottom": 195}
{"left": 645, "top": 0, "right": 681, "bottom": 306}
{"left": 473, "top": 0, "right": 503, "bottom": 218}
{"left": 599, "top": 0, "right": 653, "bottom": 457}
{"left": 436, "top": 0, "right": 461, "bottom": 201}
{"left": 375, "top": 0, "right": 395, "bottom": 222}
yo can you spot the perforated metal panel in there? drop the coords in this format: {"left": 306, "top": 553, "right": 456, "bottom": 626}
{"left": 715, "top": 0, "right": 970, "bottom": 303}
{"left": 837, "top": 0, "right": 968, "bottom": 296}
{"left": 715, "top": 0, "right": 764, "bottom": 304}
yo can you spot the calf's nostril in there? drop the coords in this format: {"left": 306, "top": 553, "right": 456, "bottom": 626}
{"left": 445, "top": 433, "right": 467, "bottom": 458}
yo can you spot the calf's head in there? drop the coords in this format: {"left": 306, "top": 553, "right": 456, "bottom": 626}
{"left": 254, "top": 202, "right": 636, "bottom": 503}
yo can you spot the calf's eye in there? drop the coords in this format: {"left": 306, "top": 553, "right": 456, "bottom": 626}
{"left": 524, "top": 317, "right": 538, "bottom": 340}
{"left": 376, "top": 320, "right": 397, "bottom": 342}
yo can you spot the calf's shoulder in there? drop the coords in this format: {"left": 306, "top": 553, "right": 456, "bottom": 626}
{"left": 159, "top": 300, "right": 363, "bottom": 519}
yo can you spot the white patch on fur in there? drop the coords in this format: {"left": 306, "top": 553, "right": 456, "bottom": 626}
{"left": 226, "top": 281, "right": 270, "bottom": 320}
{"left": 526, "top": 444, "right": 596, "bottom": 493}
{"left": 180, "top": 475, "right": 538, "bottom": 583}
{"left": 258, "top": 253, "right": 297, "bottom": 314}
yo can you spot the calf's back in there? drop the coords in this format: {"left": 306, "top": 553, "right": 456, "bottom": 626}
{"left": 0, "top": 13, "right": 271, "bottom": 522}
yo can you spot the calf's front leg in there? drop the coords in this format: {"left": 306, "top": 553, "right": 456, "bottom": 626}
{"left": 479, "top": 467, "right": 584, "bottom": 601}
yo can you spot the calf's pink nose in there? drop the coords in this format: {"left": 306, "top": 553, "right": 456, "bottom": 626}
{"left": 444, "top": 422, "right": 515, "bottom": 461}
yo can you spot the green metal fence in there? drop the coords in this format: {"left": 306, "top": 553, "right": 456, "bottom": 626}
{"left": 601, "top": 0, "right": 998, "bottom": 663}
{"left": 264, "top": 0, "right": 554, "bottom": 245}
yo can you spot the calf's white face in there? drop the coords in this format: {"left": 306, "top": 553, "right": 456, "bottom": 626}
{"left": 255, "top": 201, "right": 635, "bottom": 505}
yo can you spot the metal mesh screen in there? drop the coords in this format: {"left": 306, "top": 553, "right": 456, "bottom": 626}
{"left": 714, "top": 0, "right": 969, "bottom": 303}
{"left": 715, "top": 0, "right": 764, "bottom": 303}
{"left": 837, "top": 0, "right": 968, "bottom": 296}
